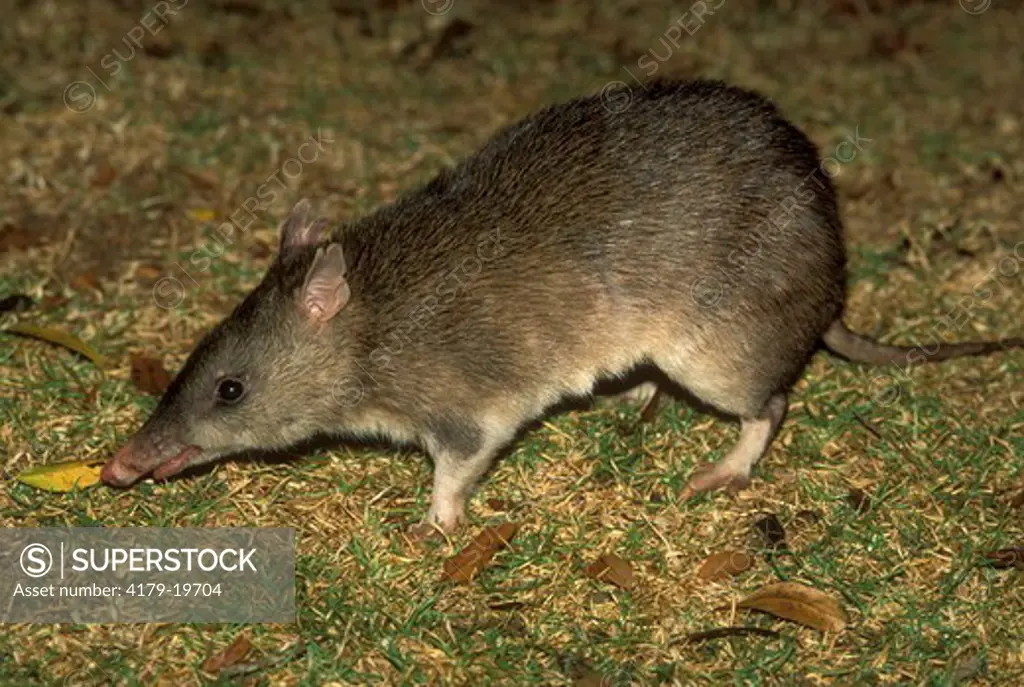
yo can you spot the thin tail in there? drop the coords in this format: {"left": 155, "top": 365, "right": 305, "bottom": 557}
{"left": 823, "top": 320, "right": 1024, "bottom": 366}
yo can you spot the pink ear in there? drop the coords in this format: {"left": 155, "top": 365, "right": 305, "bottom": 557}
{"left": 279, "top": 199, "right": 328, "bottom": 257}
{"left": 300, "top": 243, "right": 350, "bottom": 323}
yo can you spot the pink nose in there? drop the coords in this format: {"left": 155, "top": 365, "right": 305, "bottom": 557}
{"left": 100, "top": 458, "right": 142, "bottom": 487}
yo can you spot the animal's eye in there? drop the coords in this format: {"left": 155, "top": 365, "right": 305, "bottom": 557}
{"left": 216, "top": 378, "right": 245, "bottom": 404}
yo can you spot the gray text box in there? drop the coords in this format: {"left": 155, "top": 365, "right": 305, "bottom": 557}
{"left": 1, "top": 528, "right": 294, "bottom": 623}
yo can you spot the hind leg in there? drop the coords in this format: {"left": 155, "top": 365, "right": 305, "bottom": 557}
{"left": 680, "top": 392, "right": 788, "bottom": 499}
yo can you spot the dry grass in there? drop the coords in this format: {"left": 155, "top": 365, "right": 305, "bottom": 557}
{"left": 1, "top": 1, "right": 1023, "bottom": 685}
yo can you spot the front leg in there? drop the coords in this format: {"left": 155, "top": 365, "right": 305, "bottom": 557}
{"left": 412, "top": 416, "right": 513, "bottom": 536}
{"left": 421, "top": 448, "right": 496, "bottom": 533}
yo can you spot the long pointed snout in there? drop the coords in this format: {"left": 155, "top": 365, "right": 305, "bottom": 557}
{"left": 101, "top": 433, "right": 201, "bottom": 488}
{"left": 101, "top": 440, "right": 150, "bottom": 487}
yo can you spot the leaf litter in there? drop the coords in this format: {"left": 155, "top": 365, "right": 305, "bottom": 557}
{"left": 201, "top": 632, "right": 252, "bottom": 675}
{"left": 16, "top": 459, "right": 105, "bottom": 493}
{"left": 735, "top": 582, "right": 849, "bottom": 633}
{"left": 4, "top": 322, "right": 108, "bottom": 369}
{"left": 130, "top": 354, "right": 173, "bottom": 395}
{"left": 697, "top": 551, "right": 754, "bottom": 581}
{"left": 584, "top": 553, "right": 635, "bottom": 590}
{"left": 752, "top": 513, "right": 788, "bottom": 554}
{"left": 441, "top": 522, "right": 519, "bottom": 584}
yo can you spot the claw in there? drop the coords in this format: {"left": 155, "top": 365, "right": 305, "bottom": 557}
{"left": 409, "top": 505, "right": 465, "bottom": 541}
{"left": 681, "top": 462, "right": 751, "bottom": 500}
{"left": 408, "top": 521, "right": 445, "bottom": 541}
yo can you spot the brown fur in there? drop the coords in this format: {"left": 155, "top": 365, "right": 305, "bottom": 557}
{"left": 102, "top": 80, "right": 1022, "bottom": 530}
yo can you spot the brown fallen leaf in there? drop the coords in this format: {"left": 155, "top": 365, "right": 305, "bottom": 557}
{"left": 201, "top": 632, "right": 252, "bottom": 675}
{"left": 130, "top": 355, "right": 172, "bottom": 395}
{"left": 584, "top": 553, "right": 635, "bottom": 590}
{"left": 90, "top": 160, "right": 117, "bottom": 188}
{"left": 671, "top": 625, "right": 780, "bottom": 646}
{"left": 0, "top": 294, "right": 33, "bottom": 314}
{"left": 736, "top": 582, "right": 848, "bottom": 633}
{"left": 218, "top": 642, "right": 307, "bottom": 679}
{"left": 487, "top": 600, "right": 525, "bottom": 611}
{"left": 847, "top": 487, "right": 872, "bottom": 514}
{"left": 441, "top": 522, "right": 518, "bottom": 584}
{"left": 485, "top": 498, "right": 509, "bottom": 512}
{"left": 69, "top": 271, "right": 100, "bottom": 293}
{"left": 0, "top": 225, "right": 37, "bottom": 253}
{"left": 133, "top": 263, "right": 162, "bottom": 282}
{"left": 984, "top": 548, "right": 1024, "bottom": 570}
{"left": 697, "top": 551, "right": 754, "bottom": 581}
{"left": 1009, "top": 489, "right": 1024, "bottom": 509}
{"left": 181, "top": 166, "right": 220, "bottom": 190}
{"left": 4, "top": 323, "right": 108, "bottom": 369}
{"left": 249, "top": 240, "right": 273, "bottom": 260}
{"left": 752, "top": 514, "right": 788, "bottom": 552}
{"left": 41, "top": 294, "right": 69, "bottom": 309}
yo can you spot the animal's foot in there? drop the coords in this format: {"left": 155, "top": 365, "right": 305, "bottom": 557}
{"left": 596, "top": 382, "right": 659, "bottom": 409}
{"left": 681, "top": 462, "right": 751, "bottom": 500}
{"left": 408, "top": 521, "right": 445, "bottom": 541}
{"left": 409, "top": 503, "right": 466, "bottom": 540}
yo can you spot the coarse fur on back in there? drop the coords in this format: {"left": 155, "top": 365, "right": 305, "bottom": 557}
{"left": 102, "top": 79, "right": 1023, "bottom": 533}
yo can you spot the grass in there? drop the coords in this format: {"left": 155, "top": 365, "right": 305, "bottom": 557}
{"left": 2, "top": 0, "right": 1024, "bottom": 684}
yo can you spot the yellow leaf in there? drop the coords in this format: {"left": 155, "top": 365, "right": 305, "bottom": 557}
{"left": 16, "top": 459, "right": 106, "bottom": 493}
{"left": 188, "top": 208, "right": 216, "bottom": 222}
{"left": 4, "top": 323, "right": 108, "bottom": 370}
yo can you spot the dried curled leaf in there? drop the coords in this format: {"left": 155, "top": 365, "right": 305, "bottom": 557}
{"left": 201, "top": 632, "right": 252, "bottom": 675}
{"left": 697, "top": 551, "right": 754, "bottom": 581}
{"left": 441, "top": 522, "right": 519, "bottom": 584}
{"left": 133, "top": 264, "right": 162, "bottom": 282}
{"left": 752, "top": 514, "right": 787, "bottom": 552}
{"left": 736, "top": 582, "right": 848, "bottom": 633}
{"left": 673, "top": 626, "right": 780, "bottom": 646}
{"left": 0, "top": 294, "right": 33, "bottom": 314}
{"left": 180, "top": 166, "right": 219, "bottom": 190}
{"left": 130, "top": 354, "right": 173, "bottom": 395}
{"left": 69, "top": 272, "right": 100, "bottom": 293}
{"left": 4, "top": 323, "right": 107, "bottom": 369}
{"left": 90, "top": 160, "right": 117, "bottom": 188}
{"left": 16, "top": 459, "right": 105, "bottom": 492}
{"left": 984, "top": 548, "right": 1024, "bottom": 570}
{"left": 847, "top": 487, "right": 873, "bottom": 514}
{"left": 584, "top": 553, "right": 635, "bottom": 590}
